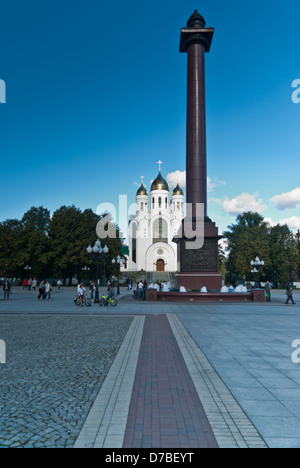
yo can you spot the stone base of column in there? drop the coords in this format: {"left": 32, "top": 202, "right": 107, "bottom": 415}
{"left": 176, "top": 272, "right": 223, "bottom": 292}
{"left": 174, "top": 220, "right": 223, "bottom": 292}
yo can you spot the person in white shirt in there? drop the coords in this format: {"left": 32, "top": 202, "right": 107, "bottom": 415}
{"left": 45, "top": 281, "right": 52, "bottom": 300}
{"left": 77, "top": 282, "right": 86, "bottom": 306}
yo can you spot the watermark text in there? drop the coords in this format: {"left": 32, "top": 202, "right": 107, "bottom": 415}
{"left": 0, "top": 340, "right": 6, "bottom": 364}
{"left": 291, "top": 79, "right": 300, "bottom": 104}
{"left": 0, "top": 79, "right": 6, "bottom": 103}
{"left": 291, "top": 339, "right": 300, "bottom": 364}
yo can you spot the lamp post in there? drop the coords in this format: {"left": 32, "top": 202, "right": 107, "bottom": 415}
{"left": 87, "top": 241, "right": 109, "bottom": 303}
{"left": 250, "top": 256, "right": 265, "bottom": 288}
{"left": 82, "top": 265, "right": 90, "bottom": 287}
{"left": 24, "top": 265, "right": 31, "bottom": 288}
{"left": 112, "top": 255, "right": 123, "bottom": 295}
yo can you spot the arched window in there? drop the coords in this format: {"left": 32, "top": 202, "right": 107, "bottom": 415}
{"left": 140, "top": 202, "right": 144, "bottom": 211}
{"left": 153, "top": 218, "right": 168, "bottom": 244}
{"left": 158, "top": 197, "right": 162, "bottom": 208}
{"left": 165, "top": 197, "right": 168, "bottom": 209}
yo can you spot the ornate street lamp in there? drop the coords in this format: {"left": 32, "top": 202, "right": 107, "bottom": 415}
{"left": 82, "top": 265, "right": 90, "bottom": 286}
{"left": 112, "top": 255, "right": 123, "bottom": 295}
{"left": 24, "top": 265, "right": 31, "bottom": 287}
{"left": 250, "top": 257, "right": 265, "bottom": 288}
{"left": 87, "top": 241, "right": 109, "bottom": 302}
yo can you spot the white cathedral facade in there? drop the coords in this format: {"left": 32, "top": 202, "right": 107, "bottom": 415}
{"left": 123, "top": 165, "right": 185, "bottom": 273}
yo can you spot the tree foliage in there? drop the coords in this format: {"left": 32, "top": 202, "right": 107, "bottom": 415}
{"left": 224, "top": 211, "right": 299, "bottom": 286}
{"left": 0, "top": 205, "right": 123, "bottom": 283}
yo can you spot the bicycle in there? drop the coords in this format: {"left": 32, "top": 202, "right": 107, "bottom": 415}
{"left": 75, "top": 294, "right": 92, "bottom": 307}
{"left": 99, "top": 295, "right": 118, "bottom": 307}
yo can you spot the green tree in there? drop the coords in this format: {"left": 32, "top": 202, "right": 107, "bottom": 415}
{"left": 0, "top": 218, "right": 21, "bottom": 277}
{"left": 224, "top": 212, "right": 270, "bottom": 284}
{"left": 48, "top": 205, "right": 123, "bottom": 283}
{"left": 0, "top": 207, "right": 51, "bottom": 279}
{"left": 266, "top": 224, "right": 299, "bottom": 286}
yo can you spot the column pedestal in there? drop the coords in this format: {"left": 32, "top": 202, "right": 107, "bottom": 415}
{"left": 175, "top": 220, "right": 223, "bottom": 291}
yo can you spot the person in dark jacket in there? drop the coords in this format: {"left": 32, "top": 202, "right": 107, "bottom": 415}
{"left": 285, "top": 286, "right": 296, "bottom": 305}
{"left": 265, "top": 281, "right": 271, "bottom": 302}
{"left": 37, "top": 281, "right": 46, "bottom": 300}
{"left": 3, "top": 280, "right": 10, "bottom": 300}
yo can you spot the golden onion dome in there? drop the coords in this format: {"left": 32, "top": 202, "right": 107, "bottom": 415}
{"left": 151, "top": 172, "right": 169, "bottom": 192}
{"left": 136, "top": 183, "right": 148, "bottom": 196}
{"left": 172, "top": 184, "right": 184, "bottom": 196}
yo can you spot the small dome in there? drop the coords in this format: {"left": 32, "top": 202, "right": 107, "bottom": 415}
{"left": 172, "top": 184, "right": 184, "bottom": 196}
{"left": 136, "top": 183, "right": 148, "bottom": 196}
{"left": 151, "top": 172, "right": 169, "bottom": 192}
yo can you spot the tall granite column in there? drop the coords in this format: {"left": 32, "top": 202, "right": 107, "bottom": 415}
{"left": 176, "top": 10, "right": 223, "bottom": 291}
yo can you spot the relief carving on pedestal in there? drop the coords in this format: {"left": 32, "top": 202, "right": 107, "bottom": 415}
{"left": 181, "top": 240, "right": 218, "bottom": 272}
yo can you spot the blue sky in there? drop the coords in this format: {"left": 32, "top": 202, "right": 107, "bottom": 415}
{"left": 0, "top": 0, "right": 300, "bottom": 237}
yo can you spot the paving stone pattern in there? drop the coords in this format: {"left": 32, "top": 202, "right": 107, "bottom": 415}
{"left": 123, "top": 315, "right": 219, "bottom": 448}
{"left": 0, "top": 315, "right": 133, "bottom": 448}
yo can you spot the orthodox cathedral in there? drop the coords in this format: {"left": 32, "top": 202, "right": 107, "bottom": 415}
{"left": 123, "top": 164, "right": 185, "bottom": 273}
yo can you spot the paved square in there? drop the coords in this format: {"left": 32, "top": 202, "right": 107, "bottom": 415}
{"left": 0, "top": 287, "right": 299, "bottom": 448}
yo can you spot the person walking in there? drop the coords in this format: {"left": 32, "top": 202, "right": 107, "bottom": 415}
{"left": 57, "top": 279, "right": 62, "bottom": 290}
{"left": 142, "top": 280, "right": 148, "bottom": 300}
{"left": 45, "top": 281, "right": 52, "bottom": 300}
{"left": 137, "top": 280, "right": 143, "bottom": 299}
{"left": 32, "top": 278, "right": 37, "bottom": 291}
{"left": 37, "top": 281, "right": 46, "bottom": 300}
{"left": 265, "top": 281, "right": 271, "bottom": 302}
{"left": 3, "top": 280, "right": 10, "bottom": 300}
{"left": 285, "top": 286, "right": 296, "bottom": 305}
{"left": 89, "top": 281, "right": 95, "bottom": 300}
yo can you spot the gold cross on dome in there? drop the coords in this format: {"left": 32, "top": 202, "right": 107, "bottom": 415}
{"left": 157, "top": 160, "right": 163, "bottom": 172}
{"left": 141, "top": 176, "right": 144, "bottom": 184}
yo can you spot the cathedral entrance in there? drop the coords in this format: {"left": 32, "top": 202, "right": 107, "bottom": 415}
{"left": 156, "top": 259, "right": 165, "bottom": 272}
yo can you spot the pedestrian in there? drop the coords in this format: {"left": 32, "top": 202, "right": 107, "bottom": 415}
{"left": 23, "top": 278, "right": 28, "bottom": 290}
{"left": 32, "top": 278, "right": 37, "bottom": 291}
{"left": 27, "top": 278, "right": 32, "bottom": 291}
{"left": 57, "top": 279, "right": 62, "bottom": 290}
{"left": 45, "top": 281, "right": 52, "bottom": 300}
{"left": 3, "top": 280, "right": 10, "bottom": 300}
{"left": 285, "top": 286, "right": 296, "bottom": 305}
{"left": 37, "top": 281, "right": 45, "bottom": 300}
{"left": 142, "top": 280, "right": 148, "bottom": 300}
{"left": 89, "top": 281, "right": 95, "bottom": 300}
{"left": 8, "top": 278, "right": 12, "bottom": 295}
{"left": 137, "top": 280, "right": 143, "bottom": 299}
{"left": 265, "top": 281, "right": 271, "bottom": 302}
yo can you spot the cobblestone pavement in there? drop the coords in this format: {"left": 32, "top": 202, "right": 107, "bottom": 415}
{"left": 1, "top": 287, "right": 300, "bottom": 448}
{"left": 0, "top": 314, "right": 132, "bottom": 448}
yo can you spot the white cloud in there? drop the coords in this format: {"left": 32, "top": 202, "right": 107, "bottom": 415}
{"left": 278, "top": 216, "right": 300, "bottom": 231}
{"left": 222, "top": 192, "right": 267, "bottom": 216}
{"left": 264, "top": 217, "right": 277, "bottom": 227}
{"left": 166, "top": 170, "right": 186, "bottom": 191}
{"left": 270, "top": 187, "right": 300, "bottom": 210}
{"left": 264, "top": 216, "right": 300, "bottom": 231}
{"left": 166, "top": 171, "right": 226, "bottom": 193}
{"left": 208, "top": 176, "right": 226, "bottom": 192}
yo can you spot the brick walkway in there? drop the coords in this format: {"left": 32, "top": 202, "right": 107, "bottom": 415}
{"left": 123, "top": 315, "right": 218, "bottom": 448}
